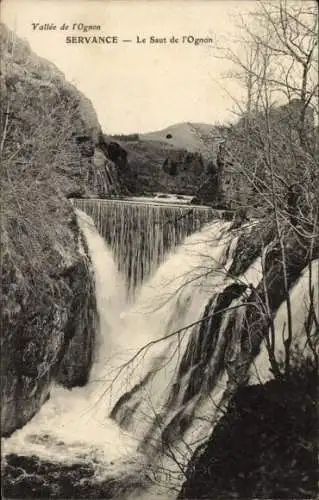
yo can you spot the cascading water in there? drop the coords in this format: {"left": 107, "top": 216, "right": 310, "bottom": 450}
{"left": 249, "top": 259, "right": 319, "bottom": 385}
{"left": 2, "top": 205, "right": 238, "bottom": 495}
{"left": 109, "top": 219, "right": 241, "bottom": 429}
{"left": 3, "top": 201, "right": 317, "bottom": 499}
{"left": 2, "top": 211, "right": 140, "bottom": 475}
{"left": 73, "top": 198, "right": 214, "bottom": 296}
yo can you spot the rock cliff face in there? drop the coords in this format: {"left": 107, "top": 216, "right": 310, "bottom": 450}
{"left": 0, "top": 23, "right": 118, "bottom": 436}
{"left": 1, "top": 211, "right": 98, "bottom": 436}
{"left": 0, "top": 23, "right": 122, "bottom": 198}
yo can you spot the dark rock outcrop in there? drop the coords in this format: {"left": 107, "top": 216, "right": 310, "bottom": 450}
{"left": 2, "top": 453, "right": 150, "bottom": 499}
{"left": 179, "top": 370, "right": 318, "bottom": 500}
{"left": 100, "top": 140, "right": 131, "bottom": 194}
{"left": 104, "top": 141, "right": 128, "bottom": 170}
{"left": 1, "top": 208, "right": 98, "bottom": 436}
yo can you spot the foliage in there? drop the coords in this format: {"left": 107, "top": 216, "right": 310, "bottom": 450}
{"left": 1, "top": 28, "right": 81, "bottom": 320}
{"left": 0, "top": 21, "right": 104, "bottom": 314}
{"left": 109, "top": 133, "right": 140, "bottom": 141}
{"left": 214, "top": 0, "right": 318, "bottom": 379}
{"left": 0, "top": 23, "right": 99, "bottom": 434}
{"left": 214, "top": 1, "right": 318, "bottom": 215}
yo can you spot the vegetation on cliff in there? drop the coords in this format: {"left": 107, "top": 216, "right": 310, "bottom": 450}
{"left": 177, "top": 2, "right": 319, "bottom": 497}
{"left": 105, "top": 122, "right": 225, "bottom": 200}
{"left": 99, "top": 3, "right": 318, "bottom": 497}
{"left": 0, "top": 23, "right": 122, "bottom": 199}
{"left": 0, "top": 23, "right": 122, "bottom": 435}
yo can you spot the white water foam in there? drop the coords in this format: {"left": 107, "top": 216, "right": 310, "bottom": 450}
{"left": 2, "top": 211, "right": 142, "bottom": 477}
{"left": 3, "top": 209, "right": 316, "bottom": 498}
{"left": 2, "top": 213, "right": 236, "bottom": 478}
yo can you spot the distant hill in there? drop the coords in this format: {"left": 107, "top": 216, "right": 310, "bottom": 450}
{"left": 140, "top": 122, "right": 224, "bottom": 157}
{"left": 105, "top": 122, "right": 227, "bottom": 199}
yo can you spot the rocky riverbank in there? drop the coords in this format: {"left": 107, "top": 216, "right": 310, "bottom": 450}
{"left": 0, "top": 22, "right": 123, "bottom": 436}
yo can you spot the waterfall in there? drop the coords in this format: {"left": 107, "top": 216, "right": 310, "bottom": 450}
{"left": 3, "top": 203, "right": 317, "bottom": 498}
{"left": 73, "top": 198, "right": 214, "bottom": 296}
{"left": 2, "top": 211, "right": 140, "bottom": 472}
{"left": 109, "top": 246, "right": 263, "bottom": 481}
{"left": 109, "top": 219, "right": 240, "bottom": 429}
{"left": 249, "top": 259, "right": 319, "bottom": 385}
{"left": 2, "top": 208, "right": 237, "bottom": 491}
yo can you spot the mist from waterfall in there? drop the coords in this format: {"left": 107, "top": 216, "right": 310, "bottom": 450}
{"left": 2, "top": 211, "right": 140, "bottom": 477}
{"left": 2, "top": 208, "right": 235, "bottom": 477}
{"left": 3, "top": 203, "right": 317, "bottom": 498}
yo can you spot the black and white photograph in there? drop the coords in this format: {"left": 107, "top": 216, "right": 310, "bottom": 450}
{"left": 1, "top": 0, "right": 318, "bottom": 498}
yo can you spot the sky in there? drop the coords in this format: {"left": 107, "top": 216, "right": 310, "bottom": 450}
{"left": 2, "top": 0, "right": 261, "bottom": 134}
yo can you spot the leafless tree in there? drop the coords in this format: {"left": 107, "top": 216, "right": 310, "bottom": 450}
{"left": 214, "top": 0, "right": 318, "bottom": 377}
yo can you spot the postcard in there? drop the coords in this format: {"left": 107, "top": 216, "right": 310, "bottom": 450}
{"left": 1, "top": 1, "right": 318, "bottom": 499}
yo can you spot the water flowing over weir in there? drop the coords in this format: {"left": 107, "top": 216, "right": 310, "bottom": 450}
{"left": 73, "top": 198, "right": 214, "bottom": 295}
{"left": 3, "top": 203, "right": 318, "bottom": 498}
{"left": 2, "top": 207, "right": 243, "bottom": 495}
